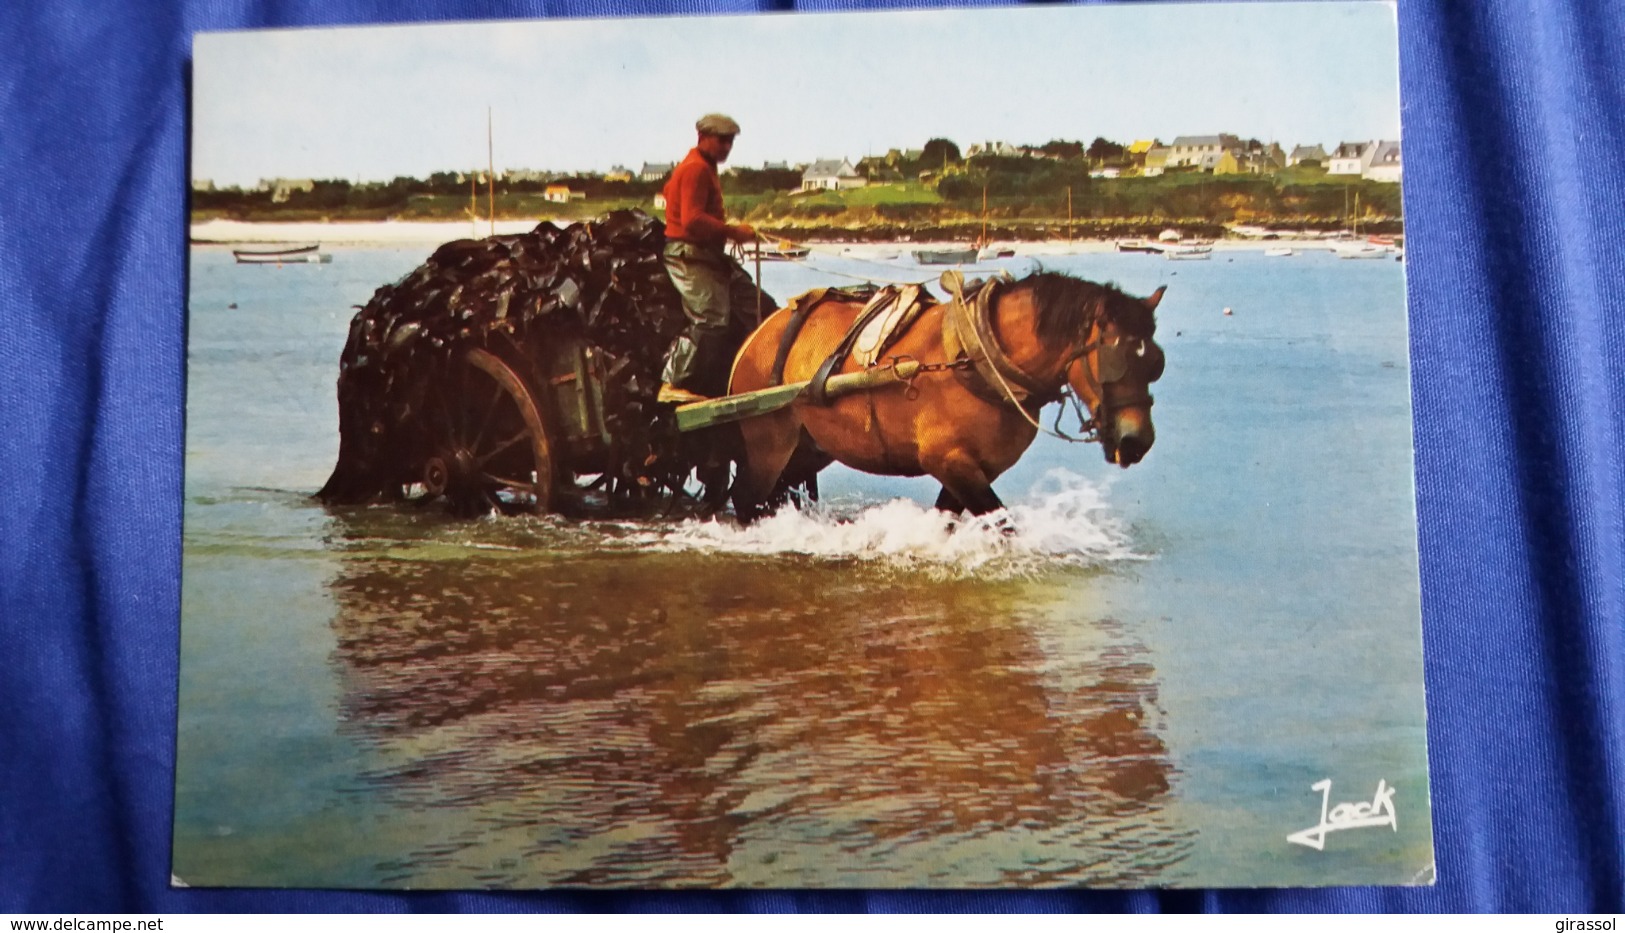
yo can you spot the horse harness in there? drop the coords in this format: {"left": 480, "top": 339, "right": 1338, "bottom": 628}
{"left": 767, "top": 270, "right": 1150, "bottom": 443}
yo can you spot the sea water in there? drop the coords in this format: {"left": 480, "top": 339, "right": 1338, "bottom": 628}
{"left": 175, "top": 243, "right": 1431, "bottom": 888}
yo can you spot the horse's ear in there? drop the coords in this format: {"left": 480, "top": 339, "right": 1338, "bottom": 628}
{"left": 1144, "top": 286, "right": 1167, "bottom": 312}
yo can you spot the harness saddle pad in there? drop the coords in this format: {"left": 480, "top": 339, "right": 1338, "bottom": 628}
{"left": 806, "top": 283, "right": 933, "bottom": 405}
{"left": 851, "top": 283, "right": 928, "bottom": 367}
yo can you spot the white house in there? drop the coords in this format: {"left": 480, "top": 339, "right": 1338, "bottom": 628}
{"left": 1328, "top": 140, "right": 1403, "bottom": 181}
{"left": 1364, "top": 141, "right": 1402, "bottom": 182}
{"left": 964, "top": 141, "right": 1024, "bottom": 159}
{"left": 800, "top": 158, "right": 867, "bottom": 192}
{"left": 1328, "top": 142, "right": 1372, "bottom": 175}
{"left": 640, "top": 162, "right": 674, "bottom": 182}
{"left": 259, "top": 177, "right": 315, "bottom": 203}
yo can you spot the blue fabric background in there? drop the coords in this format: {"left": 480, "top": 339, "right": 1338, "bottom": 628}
{"left": 2, "top": 0, "right": 1621, "bottom": 913}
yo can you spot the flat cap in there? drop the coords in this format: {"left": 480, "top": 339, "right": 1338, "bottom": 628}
{"left": 696, "top": 113, "right": 741, "bottom": 137}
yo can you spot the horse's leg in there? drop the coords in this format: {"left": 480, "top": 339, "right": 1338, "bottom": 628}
{"left": 927, "top": 450, "right": 1013, "bottom": 535}
{"left": 933, "top": 487, "right": 966, "bottom": 514}
{"left": 735, "top": 410, "right": 802, "bottom": 522}
{"left": 781, "top": 440, "right": 831, "bottom": 509}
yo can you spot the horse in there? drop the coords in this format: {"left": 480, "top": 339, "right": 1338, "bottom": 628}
{"left": 726, "top": 270, "right": 1166, "bottom": 521}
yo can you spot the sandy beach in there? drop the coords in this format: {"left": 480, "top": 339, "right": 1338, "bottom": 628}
{"left": 189, "top": 218, "right": 1357, "bottom": 257}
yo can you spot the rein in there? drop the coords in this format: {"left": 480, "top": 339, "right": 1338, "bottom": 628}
{"left": 939, "top": 270, "right": 1102, "bottom": 445}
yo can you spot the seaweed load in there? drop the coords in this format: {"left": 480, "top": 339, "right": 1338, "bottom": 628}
{"left": 317, "top": 209, "right": 748, "bottom": 511}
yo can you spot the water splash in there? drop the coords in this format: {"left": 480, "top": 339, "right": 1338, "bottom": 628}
{"left": 629, "top": 470, "right": 1144, "bottom": 580}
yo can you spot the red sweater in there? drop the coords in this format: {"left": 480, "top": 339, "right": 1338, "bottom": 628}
{"left": 663, "top": 148, "right": 731, "bottom": 248}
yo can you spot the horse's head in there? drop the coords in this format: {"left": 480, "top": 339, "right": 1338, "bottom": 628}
{"left": 1062, "top": 283, "right": 1166, "bottom": 468}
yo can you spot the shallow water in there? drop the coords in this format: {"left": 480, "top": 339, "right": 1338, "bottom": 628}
{"left": 175, "top": 243, "right": 1432, "bottom": 888}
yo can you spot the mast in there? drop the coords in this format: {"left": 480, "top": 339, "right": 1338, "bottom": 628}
{"left": 1067, "top": 185, "right": 1073, "bottom": 241}
{"left": 487, "top": 106, "right": 496, "bottom": 237}
{"left": 981, "top": 183, "right": 988, "bottom": 247}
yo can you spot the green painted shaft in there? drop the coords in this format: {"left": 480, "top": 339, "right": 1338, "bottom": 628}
{"left": 674, "top": 359, "right": 923, "bottom": 432}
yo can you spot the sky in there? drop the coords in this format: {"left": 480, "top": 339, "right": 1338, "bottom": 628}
{"left": 191, "top": 1, "right": 1401, "bottom": 188}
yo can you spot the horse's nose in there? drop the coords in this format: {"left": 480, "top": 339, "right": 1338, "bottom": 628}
{"left": 1111, "top": 410, "right": 1155, "bottom": 467}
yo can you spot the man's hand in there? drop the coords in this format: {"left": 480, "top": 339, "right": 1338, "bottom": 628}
{"left": 729, "top": 223, "right": 757, "bottom": 243}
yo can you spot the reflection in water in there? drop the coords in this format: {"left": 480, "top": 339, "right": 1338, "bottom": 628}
{"left": 325, "top": 513, "right": 1192, "bottom": 887}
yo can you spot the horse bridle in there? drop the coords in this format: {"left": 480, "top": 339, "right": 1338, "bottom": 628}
{"left": 941, "top": 271, "right": 1160, "bottom": 445}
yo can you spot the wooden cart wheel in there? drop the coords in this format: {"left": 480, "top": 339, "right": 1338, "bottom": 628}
{"left": 408, "top": 346, "right": 557, "bottom": 515}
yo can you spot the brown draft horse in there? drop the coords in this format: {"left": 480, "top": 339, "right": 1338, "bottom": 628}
{"left": 727, "top": 270, "right": 1166, "bottom": 521}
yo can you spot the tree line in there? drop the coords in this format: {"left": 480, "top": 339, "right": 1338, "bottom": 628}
{"left": 192, "top": 135, "right": 1401, "bottom": 226}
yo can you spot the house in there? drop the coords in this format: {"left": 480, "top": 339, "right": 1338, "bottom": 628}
{"left": 543, "top": 185, "right": 585, "bottom": 203}
{"left": 1216, "top": 143, "right": 1286, "bottom": 175}
{"left": 260, "top": 178, "right": 315, "bottom": 203}
{"left": 640, "top": 162, "right": 674, "bottom": 182}
{"left": 800, "top": 158, "right": 867, "bottom": 192}
{"left": 505, "top": 168, "right": 550, "bottom": 183}
{"left": 191, "top": 178, "right": 215, "bottom": 192}
{"left": 1142, "top": 147, "right": 1172, "bottom": 177}
{"left": 1167, "top": 135, "right": 1241, "bottom": 170}
{"left": 1288, "top": 144, "right": 1328, "bottom": 167}
{"left": 604, "top": 166, "right": 634, "bottom": 183}
{"left": 1328, "top": 140, "right": 1403, "bottom": 181}
{"left": 1089, "top": 166, "right": 1123, "bottom": 179}
{"left": 761, "top": 161, "right": 789, "bottom": 171}
{"left": 1328, "top": 142, "right": 1371, "bottom": 175}
{"left": 1127, "top": 139, "right": 1159, "bottom": 156}
{"left": 1364, "top": 140, "right": 1402, "bottom": 182}
{"left": 652, "top": 192, "right": 667, "bottom": 210}
{"left": 964, "top": 141, "right": 1024, "bottom": 159}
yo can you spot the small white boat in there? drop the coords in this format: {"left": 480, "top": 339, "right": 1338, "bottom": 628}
{"left": 1263, "top": 246, "right": 1294, "bottom": 257}
{"left": 1164, "top": 246, "right": 1212, "bottom": 261}
{"left": 913, "top": 247, "right": 979, "bottom": 265}
{"left": 1335, "top": 244, "right": 1389, "bottom": 260}
{"left": 977, "top": 244, "right": 1016, "bottom": 261}
{"left": 232, "top": 243, "right": 321, "bottom": 262}
{"left": 235, "top": 251, "right": 332, "bottom": 265}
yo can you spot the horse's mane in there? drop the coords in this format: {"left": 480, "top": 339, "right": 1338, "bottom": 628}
{"left": 1015, "top": 271, "right": 1156, "bottom": 344}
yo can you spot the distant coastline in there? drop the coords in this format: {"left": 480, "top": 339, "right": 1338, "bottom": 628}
{"left": 188, "top": 219, "right": 1393, "bottom": 255}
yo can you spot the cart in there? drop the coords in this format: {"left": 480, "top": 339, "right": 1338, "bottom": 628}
{"left": 316, "top": 211, "right": 871, "bottom": 518}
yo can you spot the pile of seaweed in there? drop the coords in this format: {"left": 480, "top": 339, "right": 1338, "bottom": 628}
{"left": 316, "top": 210, "right": 723, "bottom": 508}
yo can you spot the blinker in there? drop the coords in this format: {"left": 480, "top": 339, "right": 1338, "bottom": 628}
{"left": 1096, "top": 338, "right": 1130, "bottom": 384}
{"left": 1096, "top": 337, "right": 1164, "bottom": 384}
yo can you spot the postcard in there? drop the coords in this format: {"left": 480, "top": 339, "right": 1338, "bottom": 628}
{"left": 177, "top": 1, "right": 1430, "bottom": 888}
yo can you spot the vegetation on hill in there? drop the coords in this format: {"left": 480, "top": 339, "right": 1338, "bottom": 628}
{"left": 191, "top": 137, "right": 1403, "bottom": 239}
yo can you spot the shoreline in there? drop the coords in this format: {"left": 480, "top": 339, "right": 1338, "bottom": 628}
{"left": 189, "top": 219, "right": 1379, "bottom": 256}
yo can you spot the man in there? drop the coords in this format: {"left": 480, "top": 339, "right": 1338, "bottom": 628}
{"left": 657, "top": 113, "right": 761, "bottom": 403}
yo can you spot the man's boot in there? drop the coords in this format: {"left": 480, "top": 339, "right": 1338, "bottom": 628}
{"left": 659, "top": 333, "right": 711, "bottom": 403}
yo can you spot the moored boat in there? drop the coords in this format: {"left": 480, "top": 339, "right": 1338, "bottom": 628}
{"left": 912, "top": 247, "right": 979, "bottom": 265}
{"left": 235, "top": 250, "right": 333, "bottom": 264}
{"left": 1335, "top": 243, "right": 1389, "bottom": 260}
{"left": 232, "top": 243, "right": 321, "bottom": 262}
{"left": 1115, "top": 239, "right": 1162, "bottom": 254}
{"left": 1164, "top": 246, "right": 1212, "bottom": 261}
{"left": 1263, "top": 246, "right": 1294, "bottom": 257}
{"left": 738, "top": 242, "right": 810, "bottom": 261}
